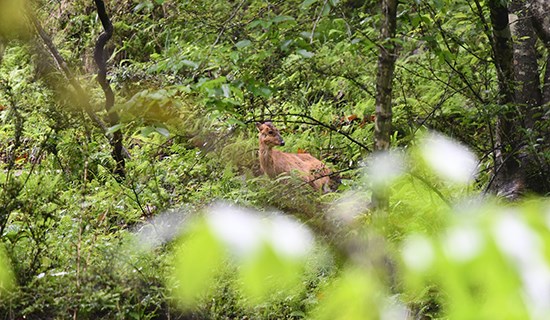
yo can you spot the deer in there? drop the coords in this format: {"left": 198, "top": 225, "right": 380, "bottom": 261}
{"left": 256, "top": 121, "right": 335, "bottom": 192}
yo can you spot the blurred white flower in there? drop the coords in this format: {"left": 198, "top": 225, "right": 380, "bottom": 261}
{"left": 493, "top": 211, "right": 550, "bottom": 319}
{"left": 268, "top": 215, "right": 313, "bottom": 258}
{"left": 493, "top": 211, "right": 540, "bottom": 265}
{"left": 420, "top": 132, "right": 478, "bottom": 184}
{"left": 401, "top": 234, "right": 434, "bottom": 272}
{"left": 522, "top": 259, "right": 550, "bottom": 320}
{"left": 365, "top": 150, "right": 406, "bottom": 187}
{"left": 207, "top": 204, "right": 264, "bottom": 258}
{"left": 381, "top": 295, "right": 410, "bottom": 320}
{"left": 443, "top": 225, "right": 484, "bottom": 262}
{"left": 207, "top": 202, "right": 313, "bottom": 259}
{"left": 133, "top": 208, "right": 189, "bottom": 251}
{"left": 329, "top": 191, "right": 370, "bottom": 224}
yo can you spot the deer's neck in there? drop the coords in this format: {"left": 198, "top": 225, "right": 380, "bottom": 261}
{"left": 258, "top": 143, "right": 277, "bottom": 177}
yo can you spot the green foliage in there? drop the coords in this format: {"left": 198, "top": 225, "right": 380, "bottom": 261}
{"left": 171, "top": 221, "right": 225, "bottom": 309}
{"left": 310, "top": 268, "right": 383, "bottom": 320}
{"left": 0, "top": 245, "right": 14, "bottom": 297}
{"left": 0, "top": 0, "right": 548, "bottom": 318}
{"left": 401, "top": 199, "right": 550, "bottom": 319}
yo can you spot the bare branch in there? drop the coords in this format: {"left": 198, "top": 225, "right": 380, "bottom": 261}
{"left": 94, "top": 0, "right": 126, "bottom": 178}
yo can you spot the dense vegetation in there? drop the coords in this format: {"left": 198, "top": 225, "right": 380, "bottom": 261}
{"left": 0, "top": 0, "right": 549, "bottom": 319}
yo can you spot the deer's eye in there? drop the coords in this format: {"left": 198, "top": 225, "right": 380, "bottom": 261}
{"left": 268, "top": 130, "right": 274, "bottom": 135}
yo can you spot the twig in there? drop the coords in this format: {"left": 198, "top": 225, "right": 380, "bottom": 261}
{"left": 275, "top": 113, "right": 372, "bottom": 152}
{"left": 310, "top": 0, "right": 329, "bottom": 44}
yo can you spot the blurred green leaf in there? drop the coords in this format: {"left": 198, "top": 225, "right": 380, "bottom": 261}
{"left": 0, "top": 245, "right": 14, "bottom": 297}
{"left": 239, "top": 245, "right": 303, "bottom": 304}
{"left": 171, "top": 223, "right": 225, "bottom": 309}
{"left": 311, "top": 269, "right": 381, "bottom": 320}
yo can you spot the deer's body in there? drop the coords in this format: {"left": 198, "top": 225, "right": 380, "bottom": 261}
{"left": 256, "top": 122, "right": 332, "bottom": 191}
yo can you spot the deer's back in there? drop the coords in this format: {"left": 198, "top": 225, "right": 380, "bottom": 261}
{"left": 267, "top": 150, "right": 331, "bottom": 189}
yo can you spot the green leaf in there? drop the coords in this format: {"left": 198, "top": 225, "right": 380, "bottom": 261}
{"left": 180, "top": 59, "right": 198, "bottom": 69}
{"left": 301, "top": 0, "right": 318, "bottom": 9}
{"left": 106, "top": 124, "right": 124, "bottom": 135}
{"left": 235, "top": 39, "right": 252, "bottom": 49}
{"left": 299, "top": 31, "right": 313, "bottom": 39}
{"left": 221, "top": 84, "right": 231, "bottom": 98}
{"left": 134, "top": 1, "right": 153, "bottom": 12}
{"left": 321, "top": 3, "right": 331, "bottom": 16}
{"left": 280, "top": 39, "right": 293, "bottom": 51}
{"left": 271, "top": 15, "right": 295, "bottom": 23}
{"left": 311, "top": 269, "right": 380, "bottom": 320}
{"left": 329, "top": 29, "right": 343, "bottom": 37}
{"left": 248, "top": 19, "right": 263, "bottom": 29}
{"left": 239, "top": 245, "right": 303, "bottom": 305}
{"left": 171, "top": 224, "right": 225, "bottom": 309}
{"left": 0, "top": 245, "right": 14, "bottom": 296}
{"left": 249, "top": 84, "right": 273, "bottom": 98}
{"left": 297, "top": 49, "right": 314, "bottom": 58}
{"left": 155, "top": 126, "right": 170, "bottom": 137}
{"left": 140, "top": 126, "right": 155, "bottom": 137}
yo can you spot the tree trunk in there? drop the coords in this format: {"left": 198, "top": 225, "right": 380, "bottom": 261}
{"left": 487, "top": 0, "right": 514, "bottom": 103}
{"left": 487, "top": 0, "right": 550, "bottom": 197}
{"left": 531, "top": 0, "right": 550, "bottom": 105}
{"left": 510, "top": 0, "right": 542, "bottom": 125}
{"left": 372, "top": 0, "right": 398, "bottom": 210}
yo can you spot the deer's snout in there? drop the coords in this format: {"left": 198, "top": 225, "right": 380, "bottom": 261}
{"left": 279, "top": 138, "right": 285, "bottom": 146}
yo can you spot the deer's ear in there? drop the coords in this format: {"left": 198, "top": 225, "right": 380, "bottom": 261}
{"left": 255, "top": 122, "right": 263, "bottom": 131}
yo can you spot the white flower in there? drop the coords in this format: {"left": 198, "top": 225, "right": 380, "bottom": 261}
{"left": 207, "top": 204, "right": 264, "bottom": 258}
{"left": 133, "top": 208, "right": 188, "bottom": 250}
{"left": 268, "top": 215, "right": 313, "bottom": 258}
{"left": 493, "top": 211, "right": 550, "bottom": 319}
{"left": 420, "top": 132, "right": 478, "bottom": 184}
{"left": 443, "top": 225, "right": 483, "bottom": 262}
{"left": 365, "top": 151, "right": 406, "bottom": 187}
{"left": 401, "top": 234, "right": 434, "bottom": 272}
{"left": 207, "top": 202, "right": 314, "bottom": 259}
{"left": 329, "top": 191, "right": 370, "bottom": 223}
{"left": 493, "top": 211, "right": 539, "bottom": 265}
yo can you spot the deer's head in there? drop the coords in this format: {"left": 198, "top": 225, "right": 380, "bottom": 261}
{"left": 256, "top": 121, "right": 285, "bottom": 147}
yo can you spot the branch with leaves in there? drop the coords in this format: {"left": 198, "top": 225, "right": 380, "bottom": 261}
{"left": 26, "top": 3, "right": 129, "bottom": 178}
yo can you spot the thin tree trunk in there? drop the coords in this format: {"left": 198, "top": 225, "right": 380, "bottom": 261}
{"left": 372, "top": 0, "right": 398, "bottom": 210}
{"left": 94, "top": 0, "right": 125, "bottom": 178}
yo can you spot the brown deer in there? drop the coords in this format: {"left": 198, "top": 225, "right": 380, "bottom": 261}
{"left": 256, "top": 121, "right": 334, "bottom": 192}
